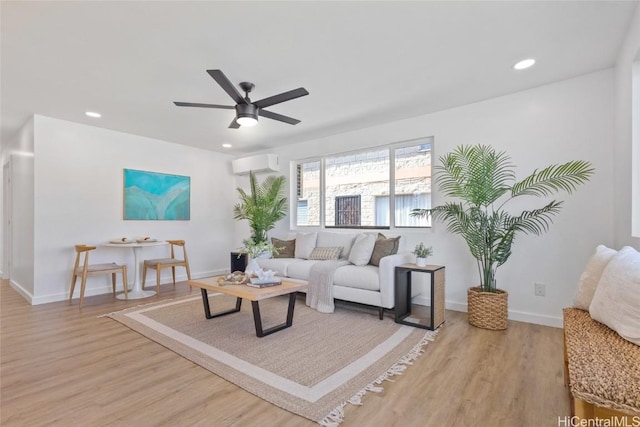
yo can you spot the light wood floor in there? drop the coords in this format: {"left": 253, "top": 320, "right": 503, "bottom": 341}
{"left": 1, "top": 280, "right": 570, "bottom": 426}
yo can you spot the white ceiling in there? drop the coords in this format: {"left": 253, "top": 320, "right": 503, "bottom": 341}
{"left": 1, "top": 1, "right": 637, "bottom": 155}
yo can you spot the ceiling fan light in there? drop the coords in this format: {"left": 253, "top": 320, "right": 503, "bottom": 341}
{"left": 236, "top": 115, "right": 258, "bottom": 127}
{"left": 513, "top": 58, "right": 536, "bottom": 70}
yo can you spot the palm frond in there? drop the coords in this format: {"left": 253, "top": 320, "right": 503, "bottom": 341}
{"left": 410, "top": 208, "right": 430, "bottom": 218}
{"left": 510, "top": 160, "right": 594, "bottom": 198}
{"left": 505, "top": 200, "right": 564, "bottom": 235}
{"left": 436, "top": 145, "right": 515, "bottom": 206}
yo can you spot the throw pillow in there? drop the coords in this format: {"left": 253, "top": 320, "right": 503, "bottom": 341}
{"left": 369, "top": 233, "right": 401, "bottom": 266}
{"left": 573, "top": 245, "right": 617, "bottom": 310}
{"left": 294, "top": 232, "right": 317, "bottom": 259}
{"left": 589, "top": 246, "right": 640, "bottom": 346}
{"left": 271, "top": 237, "right": 295, "bottom": 258}
{"left": 348, "top": 233, "right": 377, "bottom": 266}
{"left": 308, "top": 246, "right": 342, "bottom": 261}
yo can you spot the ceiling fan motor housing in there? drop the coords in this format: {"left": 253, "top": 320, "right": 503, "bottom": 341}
{"left": 235, "top": 103, "right": 258, "bottom": 121}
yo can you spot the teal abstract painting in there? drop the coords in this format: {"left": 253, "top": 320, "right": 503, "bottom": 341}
{"left": 123, "top": 169, "right": 190, "bottom": 220}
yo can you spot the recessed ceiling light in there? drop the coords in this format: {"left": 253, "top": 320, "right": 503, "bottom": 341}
{"left": 513, "top": 59, "right": 536, "bottom": 70}
{"left": 85, "top": 111, "right": 102, "bottom": 118}
{"left": 222, "top": 143, "right": 232, "bottom": 148}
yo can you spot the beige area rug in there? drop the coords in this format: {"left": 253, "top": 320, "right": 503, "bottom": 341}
{"left": 105, "top": 293, "right": 438, "bottom": 426}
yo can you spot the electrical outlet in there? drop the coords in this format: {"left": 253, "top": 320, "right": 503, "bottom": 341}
{"left": 534, "top": 283, "right": 546, "bottom": 297}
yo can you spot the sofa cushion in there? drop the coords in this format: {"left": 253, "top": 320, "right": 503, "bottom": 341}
{"left": 295, "top": 232, "right": 318, "bottom": 259}
{"left": 309, "top": 246, "right": 342, "bottom": 260}
{"left": 589, "top": 246, "right": 640, "bottom": 346}
{"left": 574, "top": 245, "right": 617, "bottom": 310}
{"left": 272, "top": 237, "right": 295, "bottom": 258}
{"left": 369, "top": 233, "right": 401, "bottom": 266}
{"left": 286, "top": 259, "right": 320, "bottom": 280}
{"left": 316, "top": 232, "right": 356, "bottom": 259}
{"left": 333, "top": 264, "right": 380, "bottom": 291}
{"left": 348, "top": 233, "right": 377, "bottom": 266}
{"left": 256, "top": 257, "right": 301, "bottom": 277}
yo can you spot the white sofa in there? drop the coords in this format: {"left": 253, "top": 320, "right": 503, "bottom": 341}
{"left": 257, "top": 231, "right": 413, "bottom": 318}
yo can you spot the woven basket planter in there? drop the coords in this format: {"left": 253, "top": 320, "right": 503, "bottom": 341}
{"left": 467, "top": 287, "right": 508, "bottom": 330}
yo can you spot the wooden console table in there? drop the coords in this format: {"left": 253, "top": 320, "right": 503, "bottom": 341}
{"left": 394, "top": 264, "right": 445, "bottom": 330}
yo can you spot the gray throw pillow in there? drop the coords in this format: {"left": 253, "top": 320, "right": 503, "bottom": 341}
{"left": 369, "top": 233, "right": 400, "bottom": 266}
{"left": 272, "top": 237, "right": 295, "bottom": 258}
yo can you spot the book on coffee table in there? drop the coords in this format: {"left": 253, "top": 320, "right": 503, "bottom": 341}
{"left": 248, "top": 277, "right": 282, "bottom": 288}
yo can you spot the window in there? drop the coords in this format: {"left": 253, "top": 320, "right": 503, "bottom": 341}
{"left": 393, "top": 143, "right": 431, "bottom": 227}
{"left": 295, "top": 161, "right": 320, "bottom": 226}
{"left": 294, "top": 138, "right": 432, "bottom": 229}
{"left": 325, "top": 149, "right": 389, "bottom": 227}
{"left": 335, "top": 195, "right": 361, "bottom": 226}
{"left": 375, "top": 194, "right": 431, "bottom": 227}
{"left": 297, "top": 200, "right": 309, "bottom": 226}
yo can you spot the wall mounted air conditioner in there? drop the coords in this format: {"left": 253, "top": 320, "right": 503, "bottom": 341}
{"left": 232, "top": 153, "right": 280, "bottom": 175}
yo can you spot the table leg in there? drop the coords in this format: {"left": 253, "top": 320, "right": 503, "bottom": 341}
{"left": 200, "top": 289, "right": 242, "bottom": 319}
{"left": 116, "top": 246, "right": 156, "bottom": 299}
{"left": 251, "top": 292, "right": 297, "bottom": 338}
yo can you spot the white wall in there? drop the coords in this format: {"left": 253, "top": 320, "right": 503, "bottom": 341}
{"left": 13, "top": 115, "right": 238, "bottom": 304}
{"left": 614, "top": 3, "right": 640, "bottom": 245}
{"left": 263, "top": 70, "right": 615, "bottom": 327}
{"left": 1, "top": 118, "right": 35, "bottom": 298}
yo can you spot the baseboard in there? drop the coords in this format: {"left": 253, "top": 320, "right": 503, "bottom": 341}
{"left": 506, "top": 310, "right": 563, "bottom": 328}
{"left": 9, "top": 279, "right": 35, "bottom": 304}
{"left": 33, "top": 283, "right": 129, "bottom": 305}
{"left": 411, "top": 295, "right": 562, "bottom": 328}
{"left": 16, "top": 269, "right": 229, "bottom": 305}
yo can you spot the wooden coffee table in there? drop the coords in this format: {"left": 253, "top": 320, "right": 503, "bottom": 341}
{"left": 188, "top": 277, "right": 308, "bottom": 337}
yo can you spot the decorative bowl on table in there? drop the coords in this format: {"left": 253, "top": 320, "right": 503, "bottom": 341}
{"left": 136, "top": 237, "right": 158, "bottom": 243}
{"left": 217, "top": 271, "right": 249, "bottom": 286}
{"left": 109, "top": 237, "right": 134, "bottom": 244}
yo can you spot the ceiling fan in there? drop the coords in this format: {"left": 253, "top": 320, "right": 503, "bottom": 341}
{"left": 174, "top": 69, "right": 309, "bottom": 129}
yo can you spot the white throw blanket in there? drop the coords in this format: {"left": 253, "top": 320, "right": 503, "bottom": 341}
{"left": 306, "top": 260, "right": 350, "bottom": 313}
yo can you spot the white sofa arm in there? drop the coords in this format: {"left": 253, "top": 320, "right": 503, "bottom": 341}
{"left": 378, "top": 252, "right": 414, "bottom": 308}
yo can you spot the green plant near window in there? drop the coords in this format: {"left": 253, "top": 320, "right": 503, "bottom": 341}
{"left": 411, "top": 144, "right": 594, "bottom": 293}
{"left": 233, "top": 171, "right": 288, "bottom": 247}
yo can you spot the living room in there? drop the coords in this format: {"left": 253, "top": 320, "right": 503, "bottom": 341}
{"left": 1, "top": 2, "right": 639, "bottom": 426}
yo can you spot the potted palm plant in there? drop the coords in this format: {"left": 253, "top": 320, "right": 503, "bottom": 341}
{"left": 233, "top": 170, "right": 288, "bottom": 253}
{"left": 412, "top": 145, "right": 593, "bottom": 330}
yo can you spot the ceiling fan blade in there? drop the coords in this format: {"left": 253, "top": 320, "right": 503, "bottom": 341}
{"left": 258, "top": 109, "right": 301, "bottom": 125}
{"left": 174, "top": 101, "right": 234, "bottom": 109}
{"left": 207, "top": 69, "right": 247, "bottom": 105}
{"left": 228, "top": 118, "right": 241, "bottom": 129}
{"left": 253, "top": 88, "right": 309, "bottom": 109}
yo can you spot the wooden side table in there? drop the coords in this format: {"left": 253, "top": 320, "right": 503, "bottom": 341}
{"left": 394, "top": 263, "right": 445, "bottom": 330}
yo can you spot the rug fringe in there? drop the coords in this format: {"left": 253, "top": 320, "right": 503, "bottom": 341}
{"left": 319, "top": 405, "right": 345, "bottom": 427}
{"left": 318, "top": 327, "right": 440, "bottom": 426}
